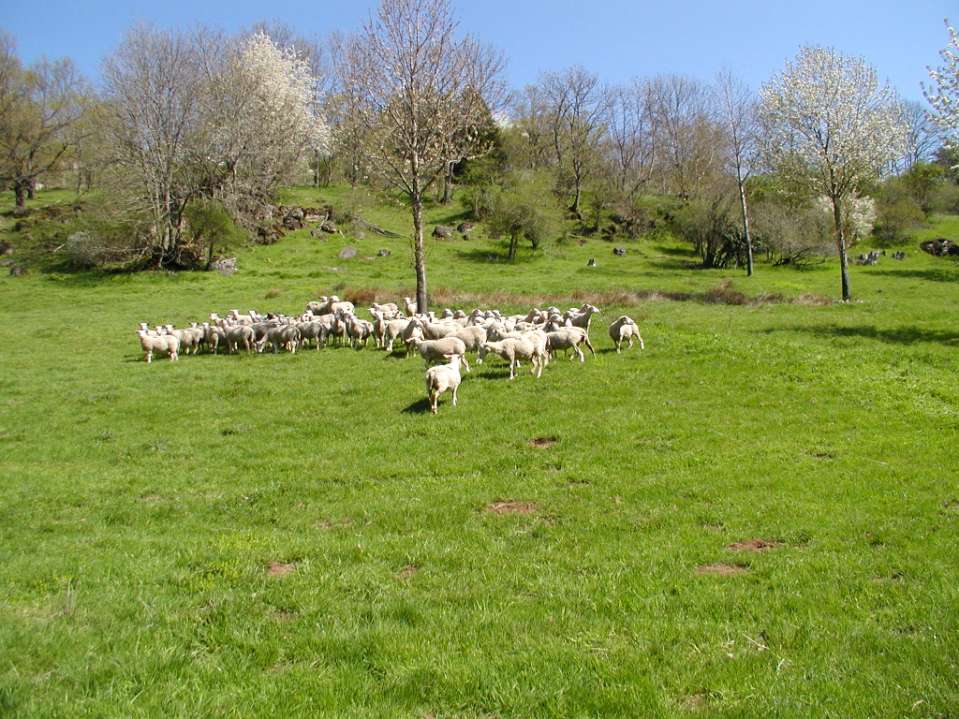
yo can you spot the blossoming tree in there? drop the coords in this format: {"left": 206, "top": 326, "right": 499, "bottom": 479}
{"left": 759, "top": 47, "right": 906, "bottom": 301}
{"left": 925, "top": 21, "right": 959, "bottom": 149}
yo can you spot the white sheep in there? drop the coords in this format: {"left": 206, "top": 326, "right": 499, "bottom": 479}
{"left": 137, "top": 330, "right": 179, "bottom": 363}
{"left": 478, "top": 338, "right": 543, "bottom": 380}
{"left": 425, "top": 354, "right": 463, "bottom": 414}
{"left": 608, "top": 315, "right": 645, "bottom": 352}
{"left": 413, "top": 336, "right": 470, "bottom": 372}
{"left": 545, "top": 327, "right": 595, "bottom": 363}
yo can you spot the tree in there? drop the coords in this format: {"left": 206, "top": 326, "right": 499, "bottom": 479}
{"left": 339, "top": 0, "right": 505, "bottom": 312}
{"left": 605, "top": 80, "right": 657, "bottom": 203}
{"left": 0, "top": 35, "right": 85, "bottom": 207}
{"left": 485, "top": 171, "right": 562, "bottom": 261}
{"left": 716, "top": 70, "right": 757, "bottom": 276}
{"left": 925, "top": 20, "right": 959, "bottom": 150}
{"left": 541, "top": 66, "right": 609, "bottom": 217}
{"left": 759, "top": 47, "right": 906, "bottom": 301}
{"left": 898, "top": 100, "right": 944, "bottom": 170}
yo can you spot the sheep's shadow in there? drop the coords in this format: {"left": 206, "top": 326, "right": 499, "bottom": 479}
{"left": 401, "top": 398, "right": 433, "bottom": 414}
{"left": 382, "top": 350, "right": 408, "bottom": 361}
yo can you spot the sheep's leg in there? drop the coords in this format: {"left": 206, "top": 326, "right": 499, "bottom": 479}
{"left": 509, "top": 358, "right": 517, "bottom": 380}
{"left": 576, "top": 344, "right": 585, "bottom": 363}
{"left": 637, "top": 332, "right": 645, "bottom": 350}
{"left": 145, "top": 349, "right": 152, "bottom": 364}
{"left": 451, "top": 384, "right": 458, "bottom": 406}
{"left": 583, "top": 335, "right": 596, "bottom": 357}
{"left": 430, "top": 390, "right": 438, "bottom": 414}
{"left": 170, "top": 350, "right": 178, "bottom": 362}
{"left": 460, "top": 354, "right": 470, "bottom": 373}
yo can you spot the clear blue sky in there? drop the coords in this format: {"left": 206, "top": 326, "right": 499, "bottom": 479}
{"left": 3, "top": 0, "right": 951, "bottom": 102}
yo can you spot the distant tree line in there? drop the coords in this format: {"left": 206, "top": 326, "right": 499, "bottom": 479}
{"left": 2, "top": 4, "right": 959, "bottom": 302}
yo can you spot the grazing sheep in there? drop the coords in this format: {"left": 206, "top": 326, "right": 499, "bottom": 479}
{"left": 479, "top": 338, "right": 543, "bottom": 380}
{"left": 137, "top": 330, "right": 179, "bottom": 363}
{"left": 453, "top": 325, "right": 487, "bottom": 354}
{"left": 413, "top": 336, "right": 470, "bottom": 372}
{"left": 546, "top": 327, "right": 595, "bottom": 363}
{"left": 426, "top": 354, "right": 463, "bottom": 415}
{"left": 608, "top": 315, "right": 644, "bottom": 352}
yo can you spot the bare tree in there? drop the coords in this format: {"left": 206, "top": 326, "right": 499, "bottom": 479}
{"left": 509, "top": 84, "right": 552, "bottom": 171}
{"left": 541, "top": 66, "right": 609, "bottom": 217}
{"left": 898, "top": 100, "right": 943, "bottom": 170}
{"left": 648, "top": 75, "right": 720, "bottom": 198}
{"left": 0, "top": 35, "right": 86, "bottom": 207}
{"left": 716, "top": 70, "right": 757, "bottom": 276}
{"left": 341, "top": 0, "right": 505, "bottom": 312}
{"left": 605, "top": 79, "right": 657, "bottom": 202}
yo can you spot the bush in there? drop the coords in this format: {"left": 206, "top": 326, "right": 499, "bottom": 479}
{"left": 184, "top": 200, "right": 246, "bottom": 268}
{"left": 483, "top": 171, "right": 563, "bottom": 261}
{"left": 874, "top": 196, "right": 925, "bottom": 245}
{"left": 750, "top": 201, "right": 833, "bottom": 266}
{"left": 670, "top": 191, "right": 745, "bottom": 268}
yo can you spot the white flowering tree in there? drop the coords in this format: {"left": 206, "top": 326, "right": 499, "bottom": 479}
{"left": 925, "top": 21, "right": 959, "bottom": 148}
{"left": 759, "top": 47, "right": 906, "bottom": 301}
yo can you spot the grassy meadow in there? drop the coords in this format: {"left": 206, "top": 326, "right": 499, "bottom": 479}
{"left": 1, "top": 185, "right": 958, "bottom": 717}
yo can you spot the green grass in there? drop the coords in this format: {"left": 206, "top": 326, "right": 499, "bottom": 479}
{"left": 1, "top": 186, "right": 958, "bottom": 718}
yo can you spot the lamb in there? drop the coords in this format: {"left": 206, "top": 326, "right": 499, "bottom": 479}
{"left": 137, "top": 330, "right": 179, "bottom": 363}
{"left": 546, "top": 327, "right": 595, "bottom": 363}
{"left": 403, "top": 296, "right": 418, "bottom": 316}
{"left": 413, "top": 336, "right": 470, "bottom": 372}
{"left": 425, "top": 354, "right": 463, "bottom": 415}
{"left": 346, "top": 315, "right": 374, "bottom": 349}
{"left": 478, "top": 338, "right": 543, "bottom": 380}
{"left": 261, "top": 323, "right": 300, "bottom": 354}
{"left": 608, "top": 315, "right": 644, "bottom": 352}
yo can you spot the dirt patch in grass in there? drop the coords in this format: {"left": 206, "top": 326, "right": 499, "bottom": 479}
{"left": 696, "top": 563, "right": 748, "bottom": 576}
{"left": 267, "top": 561, "right": 296, "bottom": 577}
{"left": 727, "top": 539, "right": 781, "bottom": 552}
{"left": 487, "top": 500, "right": 537, "bottom": 515}
{"left": 529, "top": 436, "right": 557, "bottom": 448}
{"left": 397, "top": 564, "right": 418, "bottom": 580}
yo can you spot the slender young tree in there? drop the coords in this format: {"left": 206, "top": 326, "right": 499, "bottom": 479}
{"left": 759, "top": 47, "right": 906, "bottom": 301}
{"left": 716, "top": 70, "right": 757, "bottom": 276}
{"left": 340, "top": 0, "right": 504, "bottom": 312}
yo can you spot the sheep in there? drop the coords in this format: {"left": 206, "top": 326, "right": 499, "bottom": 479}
{"left": 546, "top": 327, "right": 595, "bottom": 363}
{"left": 403, "top": 322, "right": 424, "bottom": 357}
{"left": 137, "top": 330, "right": 179, "bottom": 363}
{"left": 164, "top": 324, "right": 200, "bottom": 355}
{"left": 384, "top": 317, "right": 412, "bottom": 353}
{"left": 413, "top": 336, "right": 470, "bottom": 372}
{"left": 296, "top": 319, "right": 326, "bottom": 350}
{"left": 404, "top": 296, "right": 418, "bottom": 316}
{"left": 261, "top": 323, "right": 300, "bottom": 354}
{"left": 420, "top": 319, "right": 460, "bottom": 340}
{"left": 564, "top": 303, "right": 601, "bottom": 332}
{"left": 345, "top": 315, "right": 374, "bottom": 349}
{"left": 478, "top": 338, "right": 543, "bottom": 380}
{"left": 225, "top": 324, "right": 255, "bottom": 354}
{"left": 425, "top": 354, "right": 463, "bottom": 415}
{"left": 370, "top": 302, "right": 400, "bottom": 320}
{"left": 453, "top": 325, "right": 487, "bottom": 354}
{"left": 608, "top": 315, "right": 645, "bottom": 352}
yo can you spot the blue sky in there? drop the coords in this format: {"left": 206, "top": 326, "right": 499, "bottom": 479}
{"left": 3, "top": 0, "right": 951, "bottom": 102}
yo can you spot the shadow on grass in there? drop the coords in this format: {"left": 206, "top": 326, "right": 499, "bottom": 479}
{"left": 870, "top": 267, "right": 958, "bottom": 284}
{"left": 401, "top": 397, "right": 432, "bottom": 414}
{"left": 453, "top": 248, "right": 540, "bottom": 265}
{"left": 766, "top": 324, "right": 959, "bottom": 346}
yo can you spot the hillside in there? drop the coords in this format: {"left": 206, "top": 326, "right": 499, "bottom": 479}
{"left": 0, "top": 186, "right": 957, "bottom": 718}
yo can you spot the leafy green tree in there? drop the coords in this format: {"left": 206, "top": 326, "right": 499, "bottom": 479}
{"left": 485, "top": 172, "right": 562, "bottom": 261}
{"left": 184, "top": 200, "right": 245, "bottom": 269}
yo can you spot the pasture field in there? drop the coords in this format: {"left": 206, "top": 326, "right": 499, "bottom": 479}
{"left": 1, "top": 186, "right": 958, "bottom": 718}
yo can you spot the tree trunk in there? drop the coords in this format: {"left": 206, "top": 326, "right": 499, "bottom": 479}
{"left": 508, "top": 231, "right": 518, "bottom": 261}
{"left": 441, "top": 161, "right": 453, "bottom": 204}
{"left": 737, "top": 171, "right": 754, "bottom": 277}
{"left": 27, "top": 179, "right": 36, "bottom": 200}
{"left": 832, "top": 195, "right": 851, "bottom": 301}
{"left": 570, "top": 180, "right": 582, "bottom": 218}
{"left": 13, "top": 180, "right": 27, "bottom": 208}
{"left": 206, "top": 241, "right": 215, "bottom": 271}
{"left": 411, "top": 191, "right": 428, "bottom": 314}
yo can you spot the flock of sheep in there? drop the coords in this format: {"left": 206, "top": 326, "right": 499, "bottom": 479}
{"left": 136, "top": 294, "right": 645, "bottom": 413}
